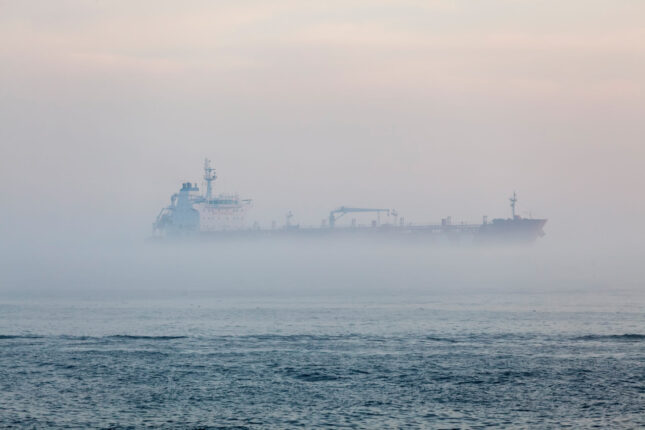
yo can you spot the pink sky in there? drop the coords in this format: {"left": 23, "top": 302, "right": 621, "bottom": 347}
{"left": 1, "top": 0, "right": 644, "bottom": 242}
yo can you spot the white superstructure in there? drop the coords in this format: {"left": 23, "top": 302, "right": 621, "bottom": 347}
{"left": 153, "top": 160, "right": 251, "bottom": 236}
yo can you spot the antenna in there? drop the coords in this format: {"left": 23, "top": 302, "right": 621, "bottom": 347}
{"left": 204, "top": 158, "right": 217, "bottom": 200}
{"left": 510, "top": 191, "right": 517, "bottom": 219}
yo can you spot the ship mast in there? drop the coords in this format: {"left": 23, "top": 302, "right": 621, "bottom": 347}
{"left": 204, "top": 158, "right": 217, "bottom": 200}
{"left": 510, "top": 191, "right": 517, "bottom": 219}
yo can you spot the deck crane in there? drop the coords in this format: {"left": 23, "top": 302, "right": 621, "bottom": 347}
{"left": 329, "top": 207, "right": 390, "bottom": 228}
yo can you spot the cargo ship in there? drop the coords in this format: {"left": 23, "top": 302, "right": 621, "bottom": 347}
{"left": 153, "top": 160, "right": 547, "bottom": 244}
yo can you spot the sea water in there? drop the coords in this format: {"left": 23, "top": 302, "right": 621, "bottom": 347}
{"left": 1, "top": 291, "right": 644, "bottom": 429}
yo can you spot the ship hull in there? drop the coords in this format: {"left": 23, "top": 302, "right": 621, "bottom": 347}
{"left": 476, "top": 218, "right": 547, "bottom": 244}
{"left": 160, "top": 219, "right": 547, "bottom": 245}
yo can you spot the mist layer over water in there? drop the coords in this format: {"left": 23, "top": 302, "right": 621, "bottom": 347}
{"left": 3, "top": 234, "right": 643, "bottom": 297}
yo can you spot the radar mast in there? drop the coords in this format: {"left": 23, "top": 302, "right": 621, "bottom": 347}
{"left": 510, "top": 192, "right": 518, "bottom": 219}
{"left": 204, "top": 158, "right": 217, "bottom": 200}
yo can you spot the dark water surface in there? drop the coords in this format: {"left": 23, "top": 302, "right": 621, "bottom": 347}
{"left": 1, "top": 293, "right": 644, "bottom": 428}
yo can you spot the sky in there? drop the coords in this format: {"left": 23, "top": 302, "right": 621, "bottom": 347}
{"left": 1, "top": 0, "right": 644, "bottom": 247}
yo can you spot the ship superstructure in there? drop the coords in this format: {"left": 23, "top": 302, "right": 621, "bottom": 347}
{"left": 153, "top": 160, "right": 547, "bottom": 243}
{"left": 153, "top": 159, "right": 251, "bottom": 235}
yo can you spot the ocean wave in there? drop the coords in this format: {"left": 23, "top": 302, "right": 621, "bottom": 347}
{"left": 574, "top": 334, "right": 645, "bottom": 341}
{"left": 425, "top": 335, "right": 457, "bottom": 343}
{"left": 108, "top": 335, "right": 188, "bottom": 340}
{"left": 0, "top": 334, "right": 43, "bottom": 339}
{"left": 294, "top": 372, "right": 341, "bottom": 382}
